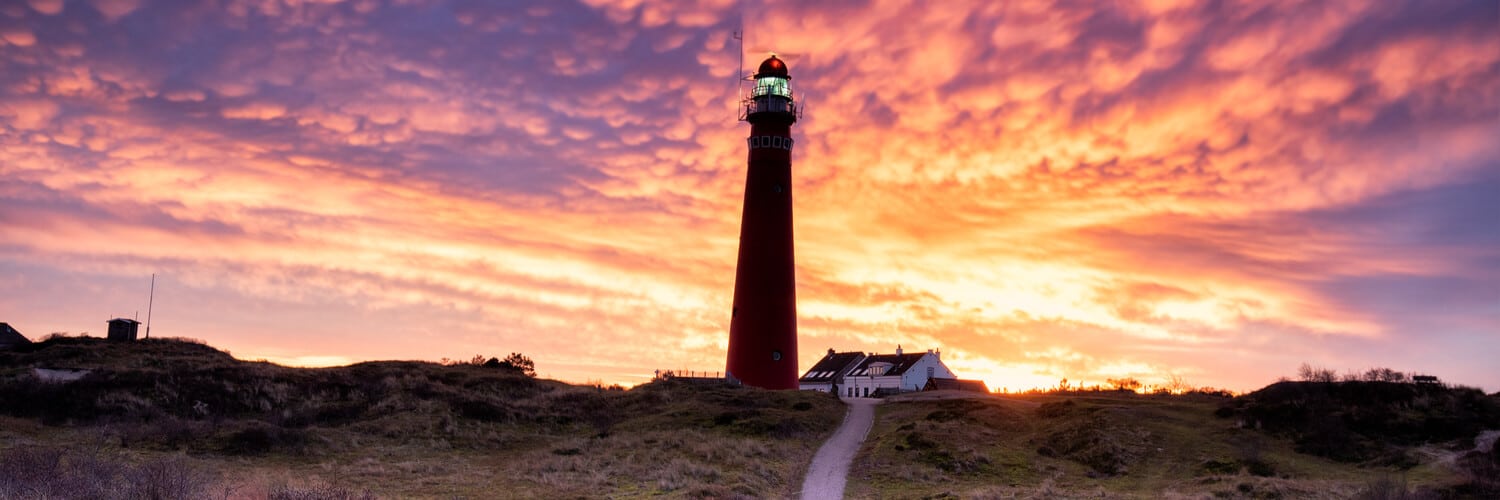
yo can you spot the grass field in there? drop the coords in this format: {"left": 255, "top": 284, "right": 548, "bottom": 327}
{"left": 0, "top": 337, "right": 844, "bottom": 498}
{"left": 847, "top": 391, "right": 1488, "bottom": 499}
{"left": 3, "top": 337, "right": 1494, "bottom": 498}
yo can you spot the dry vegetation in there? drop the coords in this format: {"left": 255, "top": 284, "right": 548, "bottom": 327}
{"left": 0, "top": 336, "right": 844, "bottom": 498}
{"left": 4, "top": 337, "right": 1494, "bottom": 499}
{"left": 848, "top": 389, "right": 1499, "bottom": 499}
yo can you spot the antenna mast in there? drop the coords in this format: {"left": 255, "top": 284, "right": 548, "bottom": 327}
{"left": 733, "top": 29, "right": 745, "bottom": 121}
{"left": 145, "top": 273, "right": 155, "bottom": 339}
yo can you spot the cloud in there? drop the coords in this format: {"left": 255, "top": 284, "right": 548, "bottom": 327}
{"left": 27, "top": 0, "right": 65, "bottom": 15}
{"left": 89, "top": 0, "right": 140, "bottom": 22}
{"left": 0, "top": 0, "right": 1495, "bottom": 392}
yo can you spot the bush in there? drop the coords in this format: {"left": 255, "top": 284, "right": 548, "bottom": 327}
{"left": 221, "top": 421, "right": 308, "bottom": 455}
{"left": 269, "top": 483, "right": 377, "bottom": 500}
{"left": 0, "top": 446, "right": 216, "bottom": 499}
{"left": 1199, "top": 458, "right": 1238, "bottom": 475}
{"left": 1219, "top": 381, "right": 1500, "bottom": 463}
{"left": 1036, "top": 400, "right": 1086, "bottom": 418}
{"left": 1353, "top": 474, "right": 1418, "bottom": 500}
{"left": 1034, "top": 414, "right": 1135, "bottom": 476}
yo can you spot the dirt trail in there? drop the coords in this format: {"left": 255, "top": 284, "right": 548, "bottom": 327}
{"left": 799, "top": 397, "right": 879, "bottom": 500}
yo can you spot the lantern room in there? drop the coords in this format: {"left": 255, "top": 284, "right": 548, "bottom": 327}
{"left": 742, "top": 55, "right": 797, "bottom": 122}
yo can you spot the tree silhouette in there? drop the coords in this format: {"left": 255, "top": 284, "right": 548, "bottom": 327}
{"left": 502, "top": 352, "right": 535, "bottom": 377}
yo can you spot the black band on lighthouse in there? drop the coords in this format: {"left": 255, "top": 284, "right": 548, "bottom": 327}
{"left": 747, "top": 136, "right": 794, "bottom": 151}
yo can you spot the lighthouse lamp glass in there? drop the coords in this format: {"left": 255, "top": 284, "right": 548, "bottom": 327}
{"left": 754, "top": 76, "right": 791, "bottom": 98}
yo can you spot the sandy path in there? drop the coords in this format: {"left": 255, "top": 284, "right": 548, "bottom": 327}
{"left": 800, "top": 397, "right": 879, "bottom": 500}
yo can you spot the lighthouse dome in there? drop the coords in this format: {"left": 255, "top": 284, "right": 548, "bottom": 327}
{"left": 755, "top": 55, "right": 789, "bottom": 79}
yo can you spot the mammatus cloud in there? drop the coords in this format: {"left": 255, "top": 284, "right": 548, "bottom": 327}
{"left": 0, "top": 0, "right": 1495, "bottom": 391}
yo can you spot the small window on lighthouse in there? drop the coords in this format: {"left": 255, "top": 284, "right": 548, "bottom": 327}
{"left": 773, "top": 184, "right": 784, "bottom": 194}
{"left": 772, "top": 350, "right": 783, "bottom": 361}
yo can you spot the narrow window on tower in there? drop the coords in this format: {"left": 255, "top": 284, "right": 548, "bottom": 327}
{"left": 773, "top": 137, "right": 783, "bottom": 149}
{"left": 772, "top": 350, "right": 782, "bottom": 361}
{"left": 773, "top": 184, "right": 784, "bottom": 194}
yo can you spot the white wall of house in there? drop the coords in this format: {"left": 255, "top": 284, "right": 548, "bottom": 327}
{"left": 901, "top": 354, "right": 955, "bottom": 391}
{"left": 800, "top": 381, "right": 833, "bottom": 392}
{"left": 842, "top": 375, "right": 901, "bottom": 397}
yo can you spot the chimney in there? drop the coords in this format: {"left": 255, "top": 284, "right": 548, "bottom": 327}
{"left": 896, "top": 344, "right": 903, "bottom": 356}
{"left": 827, "top": 348, "right": 835, "bottom": 356}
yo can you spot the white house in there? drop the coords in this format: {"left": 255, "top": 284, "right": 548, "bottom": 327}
{"left": 842, "top": 346, "right": 955, "bottom": 397}
{"left": 799, "top": 345, "right": 962, "bottom": 398}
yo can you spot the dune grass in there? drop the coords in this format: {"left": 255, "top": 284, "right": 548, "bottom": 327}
{"left": 847, "top": 391, "right": 1487, "bottom": 499}
{"left": 0, "top": 336, "right": 844, "bottom": 498}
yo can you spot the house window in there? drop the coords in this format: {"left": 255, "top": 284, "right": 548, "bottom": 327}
{"left": 927, "top": 366, "right": 934, "bottom": 379}
{"left": 863, "top": 387, "right": 869, "bottom": 397}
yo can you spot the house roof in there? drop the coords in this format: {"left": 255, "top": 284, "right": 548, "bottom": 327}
{"left": 799, "top": 351, "right": 866, "bottom": 382}
{"left": 926, "top": 378, "right": 989, "bottom": 393}
{"left": 0, "top": 323, "right": 31, "bottom": 347}
{"left": 847, "top": 352, "right": 928, "bottom": 378}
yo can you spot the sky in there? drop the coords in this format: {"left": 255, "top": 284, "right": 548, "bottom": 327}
{"left": 1, "top": 0, "right": 1496, "bottom": 393}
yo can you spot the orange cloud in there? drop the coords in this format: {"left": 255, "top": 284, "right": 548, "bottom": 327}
{"left": 0, "top": 0, "right": 1495, "bottom": 393}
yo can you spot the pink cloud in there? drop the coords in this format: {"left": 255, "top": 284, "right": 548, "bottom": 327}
{"left": 0, "top": 0, "right": 1494, "bottom": 392}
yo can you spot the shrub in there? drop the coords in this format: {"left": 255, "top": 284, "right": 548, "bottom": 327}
{"left": 1199, "top": 458, "right": 1238, "bottom": 475}
{"left": 1035, "top": 400, "right": 1082, "bottom": 418}
{"left": 1219, "top": 381, "right": 1500, "bottom": 463}
{"left": 221, "top": 421, "right": 307, "bottom": 455}
{"left": 1353, "top": 474, "right": 1416, "bottom": 500}
{"left": 1034, "top": 414, "right": 1135, "bottom": 476}
{"left": 268, "top": 483, "right": 377, "bottom": 500}
{"left": 0, "top": 446, "right": 216, "bottom": 499}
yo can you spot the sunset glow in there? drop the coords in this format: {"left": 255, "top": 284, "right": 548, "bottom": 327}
{"left": 1, "top": 0, "right": 1496, "bottom": 392}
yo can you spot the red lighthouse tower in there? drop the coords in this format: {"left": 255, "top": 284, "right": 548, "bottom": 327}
{"left": 726, "top": 55, "right": 800, "bottom": 390}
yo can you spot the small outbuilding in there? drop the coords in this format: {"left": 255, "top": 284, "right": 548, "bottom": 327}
{"left": 106, "top": 318, "right": 140, "bottom": 341}
{"left": 0, "top": 322, "right": 31, "bottom": 349}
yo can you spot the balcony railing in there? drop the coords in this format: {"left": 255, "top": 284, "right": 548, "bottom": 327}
{"left": 740, "top": 96, "right": 800, "bottom": 121}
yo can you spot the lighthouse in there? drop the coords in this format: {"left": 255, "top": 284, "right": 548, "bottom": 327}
{"left": 726, "top": 55, "right": 800, "bottom": 390}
